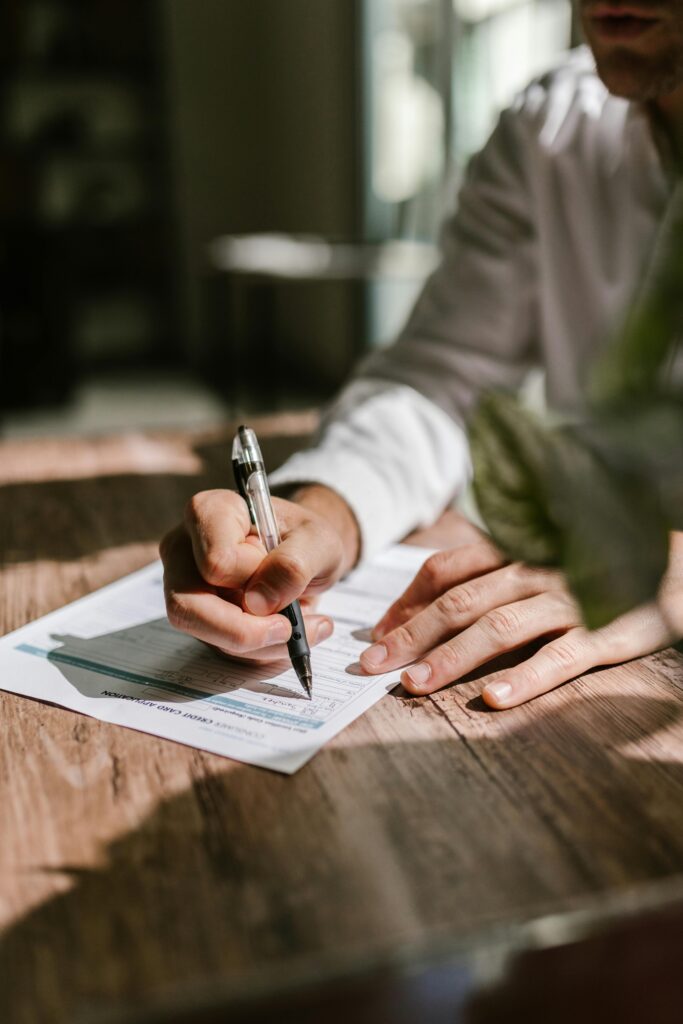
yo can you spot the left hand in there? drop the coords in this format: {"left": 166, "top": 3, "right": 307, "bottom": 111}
{"left": 359, "top": 536, "right": 682, "bottom": 709}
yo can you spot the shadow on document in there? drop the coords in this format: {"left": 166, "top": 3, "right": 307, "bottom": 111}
{"left": 45, "top": 618, "right": 308, "bottom": 704}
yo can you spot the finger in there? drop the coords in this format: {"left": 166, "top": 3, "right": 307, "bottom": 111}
{"left": 216, "top": 585, "right": 323, "bottom": 613}
{"left": 362, "top": 563, "right": 568, "bottom": 673}
{"left": 212, "top": 615, "right": 334, "bottom": 664}
{"left": 184, "top": 489, "right": 265, "bottom": 588}
{"left": 162, "top": 526, "right": 293, "bottom": 653}
{"left": 373, "top": 542, "right": 505, "bottom": 640}
{"left": 400, "top": 590, "right": 581, "bottom": 695}
{"left": 481, "top": 601, "right": 674, "bottom": 709}
{"left": 244, "top": 517, "right": 340, "bottom": 615}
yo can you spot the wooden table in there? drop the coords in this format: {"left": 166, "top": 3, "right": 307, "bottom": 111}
{"left": 1, "top": 415, "right": 683, "bottom": 1023}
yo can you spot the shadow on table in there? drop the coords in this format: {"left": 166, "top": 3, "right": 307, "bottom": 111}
{"left": 1, "top": 694, "right": 683, "bottom": 1023}
{"left": 0, "top": 432, "right": 312, "bottom": 564}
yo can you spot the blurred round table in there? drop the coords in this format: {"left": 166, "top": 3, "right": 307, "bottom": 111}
{"left": 205, "top": 233, "right": 439, "bottom": 406}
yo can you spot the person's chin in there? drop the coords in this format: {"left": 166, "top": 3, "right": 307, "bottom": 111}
{"left": 587, "top": 39, "right": 669, "bottom": 99}
{"left": 594, "top": 55, "right": 656, "bottom": 99}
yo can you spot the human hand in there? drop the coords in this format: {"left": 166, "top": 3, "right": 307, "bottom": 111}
{"left": 160, "top": 486, "right": 359, "bottom": 662}
{"left": 360, "top": 538, "right": 679, "bottom": 709}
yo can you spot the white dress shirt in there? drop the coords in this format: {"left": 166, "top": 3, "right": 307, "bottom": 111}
{"left": 270, "top": 47, "right": 674, "bottom": 559}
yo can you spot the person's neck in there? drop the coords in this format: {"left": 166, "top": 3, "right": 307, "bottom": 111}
{"left": 654, "top": 84, "right": 683, "bottom": 170}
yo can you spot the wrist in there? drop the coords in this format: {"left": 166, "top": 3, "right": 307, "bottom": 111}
{"left": 290, "top": 484, "right": 361, "bottom": 575}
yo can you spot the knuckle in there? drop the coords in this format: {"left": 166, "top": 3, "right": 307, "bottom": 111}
{"left": 388, "top": 597, "right": 409, "bottom": 621}
{"left": 584, "top": 623, "right": 615, "bottom": 656}
{"left": 545, "top": 638, "right": 581, "bottom": 672}
{"left": 198, "top": 549, "right": 232, "bottom": 586}
{"left": 387, "top": 621, "right": 420, "bottom": 653}
{"left": 421, "top": 552, "right": 448, "bottom": 588}
{"left": 515, "top": 661, "right": 544, "bottom": 691}
{"left": 507, "top": 561, "right": 541, "bottom": 589}
{"left": 482, "top": 606, "right": 521, "bottom": 640}
{"left": 274, "top": 551, "right": 309, "bottom": 591}
{"left": 432, "top": 642, "right": 460, "bottom": 677}
{"left": 437, "top": 584, "right": 475, "bottom": 619}
{"left": 166, "top": 592, "right": 193, "bottom": 633}
{"left": 185, "top": 489, "right": 243, "bottom": 527}
{"left": 226, "top": 630, "right": 251, "bottom": 656}
{"left": 184, "top": 490, "right": 210, "bottom": 526}
{"left": 552, "top": 589, "right": 580, "bottom": 619}
{"left": 508, "top": 561, "right": 559, "bottom": 591}
{"left": 540, "top": 568, "right": 565, "bottom": 589}
{"left": 507, "top": 561, "right": 531, "bottom": 584}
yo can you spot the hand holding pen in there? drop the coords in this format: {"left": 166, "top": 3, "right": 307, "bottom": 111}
{"left": 159, "top": 436, "right": 359, "bottom": 683}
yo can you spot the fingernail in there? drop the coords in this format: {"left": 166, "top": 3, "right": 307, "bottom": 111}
{"left": 317, "top": 619, "right": 333, "bottom": 642}
{"left": 266, "top": 621, "right": 290, "bottom": 644}
{"left": 404, "top": 662, "right": 431, "bottom": 691}
{"left": 362, "top": 643, "right": 387, "bottom": 669}
{"left": 245, "top": 585, "right": 276, "bottom": 615}
{"left": 483, "top": 681, "right": 513, "bottom": 706}
{"left": 372, "top": 623, "right": 388, "bottom": 641}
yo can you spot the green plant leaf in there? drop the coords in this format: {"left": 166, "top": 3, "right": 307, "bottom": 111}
{"left": 470, "top": 393, "right": 670, "bottom": 628}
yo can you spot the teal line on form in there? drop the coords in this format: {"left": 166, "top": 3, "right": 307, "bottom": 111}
{"left": 15, "top": 643, "right": 324, "bottom": 730}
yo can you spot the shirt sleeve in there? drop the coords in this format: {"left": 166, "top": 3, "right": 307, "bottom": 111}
{"left": 270, "top": 102, "right": 539, "bottom": 560}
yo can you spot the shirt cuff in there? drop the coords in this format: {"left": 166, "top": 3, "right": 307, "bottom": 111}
{"left": 269, "top": 384, "right": 472, "bottom": 560}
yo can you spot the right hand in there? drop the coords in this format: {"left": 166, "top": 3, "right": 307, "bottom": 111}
{"left": 159, "top": 486, "right": 359, "bottom": 663}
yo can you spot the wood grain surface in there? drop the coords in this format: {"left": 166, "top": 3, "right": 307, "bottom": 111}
{"left": 1, "top": 415, "right": 682, "bottom": 1023}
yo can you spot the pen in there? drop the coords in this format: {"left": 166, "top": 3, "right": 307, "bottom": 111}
{"left": 231, "top": 425, "right": 313, "bottom": 699}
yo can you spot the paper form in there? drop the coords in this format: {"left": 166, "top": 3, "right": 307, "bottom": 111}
{"left": 0, "top": 544, "right": 433, "bottom": 774}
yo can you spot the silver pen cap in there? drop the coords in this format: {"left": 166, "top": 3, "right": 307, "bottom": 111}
{"left": 232, "top": 425, "right": 263, "bottom": 466}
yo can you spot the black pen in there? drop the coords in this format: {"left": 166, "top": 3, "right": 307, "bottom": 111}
{"left": 231, "top": 425, "right": 313, "bottom": 699}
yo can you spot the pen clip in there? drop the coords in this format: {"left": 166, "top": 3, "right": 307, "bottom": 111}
{"left": 231, "top": 427, "right": 280, "bottom": 551}
{"left": 232, "top": 457, "right": 257, "bottom": 526}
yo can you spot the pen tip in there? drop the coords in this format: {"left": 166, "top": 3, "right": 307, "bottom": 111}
{"left": 298, "top": 671, "right": 313, "bottom": 700}
{"left": 292, "top": 654, "right": 313, "bottom": 700}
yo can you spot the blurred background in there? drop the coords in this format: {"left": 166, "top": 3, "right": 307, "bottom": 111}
{"left": 0, "top": 0, "right": 572, "bottom": 439}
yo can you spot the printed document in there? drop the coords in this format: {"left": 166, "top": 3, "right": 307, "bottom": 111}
{"left": 0, "top": 545, "right": 432, "bottom": 773}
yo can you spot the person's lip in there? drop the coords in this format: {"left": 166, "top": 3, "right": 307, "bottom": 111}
{"left": 586, "top": 6, "right": 663, "bottom": 39}
{"left": 589, "top": 4, "right": 661, "bottom": 14}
